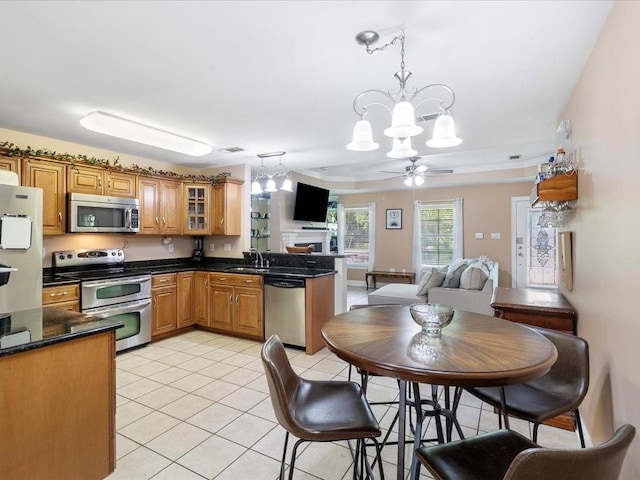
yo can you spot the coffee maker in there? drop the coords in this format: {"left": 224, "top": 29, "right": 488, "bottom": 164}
{"left": 192, "top": 236, "right": 204, "bottom": 262}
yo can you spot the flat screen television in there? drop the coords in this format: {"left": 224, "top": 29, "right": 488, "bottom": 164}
{"left": 293, "top": 182, "right": 330, "bottom": 222}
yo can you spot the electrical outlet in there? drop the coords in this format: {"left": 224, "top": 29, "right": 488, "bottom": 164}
{"left": 224, "top": 243, "right": 231, "bottom": 252}
{"left": 491, "top": 232, "right": 501, "bottom": 240}
{"left": 209, "top": 242, "right": 215, "bottom": 252}
{"left": 474, "top": 233, "right": 484, "bottom": 239}
{"left": 167, "top": 244, "right": 174, "bottom": 253}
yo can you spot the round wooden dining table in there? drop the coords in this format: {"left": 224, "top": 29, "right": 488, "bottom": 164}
{"left": 321, "top": 305, "right": 558, "bottom": 480}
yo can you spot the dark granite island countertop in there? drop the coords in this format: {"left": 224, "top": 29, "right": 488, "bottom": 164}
{"left": 0, "top": 307, "right": 122, "bottom": 357}
{"left": 0, "top": 307, "right": 121, "bottom": 479}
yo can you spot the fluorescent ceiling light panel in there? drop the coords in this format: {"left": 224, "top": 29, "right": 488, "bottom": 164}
{"left": 80, "top": 111, "right": 212, "bottom": 156}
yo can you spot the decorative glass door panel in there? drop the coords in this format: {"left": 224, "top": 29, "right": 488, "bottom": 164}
{"left": 184, "top": 184, "right": 210, "bottom": 234}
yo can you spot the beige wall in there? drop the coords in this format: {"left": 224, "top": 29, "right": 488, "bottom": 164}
{"left": 559, "top": 3, "right": 639, "bottom": 477}
{"left": 339, "top": 182, "right": 531, "bottom": 285}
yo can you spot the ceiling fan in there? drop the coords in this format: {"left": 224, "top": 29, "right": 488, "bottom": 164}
{"left": 381, "top": 157, "right": 453, "bottom": 186}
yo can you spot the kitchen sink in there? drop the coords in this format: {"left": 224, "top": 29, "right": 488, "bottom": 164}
{"left": 224, "top": 266, "right": 270, "bottom": 273}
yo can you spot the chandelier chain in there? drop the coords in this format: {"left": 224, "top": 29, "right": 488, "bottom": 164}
{"left": 365, "top": 34, "right": 402, "bottom": 55}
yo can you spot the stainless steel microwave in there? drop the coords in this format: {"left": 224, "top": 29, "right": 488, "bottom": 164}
{"left": 68, "top": 193, "right": 140, "bottom": 233}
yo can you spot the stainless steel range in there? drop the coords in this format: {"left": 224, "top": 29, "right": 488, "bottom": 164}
{"left": 53, "top": 249, "right": 151, "bottom": 352}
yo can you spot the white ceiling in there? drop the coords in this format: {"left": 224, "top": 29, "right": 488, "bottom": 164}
{"left": 0, "top": 1, "right": 612, "bottom": 191}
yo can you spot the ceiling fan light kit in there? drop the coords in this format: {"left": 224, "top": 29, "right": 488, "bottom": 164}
{"left": 79, "top": 111, "right": 212, "bottom": 156}
{"left": 347, "top": 30, "right": 462, "bottom": 158}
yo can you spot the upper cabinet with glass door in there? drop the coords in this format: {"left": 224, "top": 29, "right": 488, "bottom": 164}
{"left": 183, "top": 183, "right": 210, "bottom": 235}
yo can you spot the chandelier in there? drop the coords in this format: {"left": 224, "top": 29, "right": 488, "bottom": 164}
{"left": 346, "top": 30, "right": 462, "bottom": 157}
{"left": 250, "top": 151, "right": 293, "bottom": 195}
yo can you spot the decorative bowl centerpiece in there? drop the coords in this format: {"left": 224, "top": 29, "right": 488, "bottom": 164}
{"left": 409, "top": 303, "right": 454, "bottom": 338}
{"left": 285, "top": 245, "right": 314, "bottom": 254}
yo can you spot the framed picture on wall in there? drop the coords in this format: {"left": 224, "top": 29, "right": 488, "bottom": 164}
{"left": 386, "top": 209, "right": 402, "bottom": 230}
{"left": 558, "top": 231, "right": 573, "bottom": 291}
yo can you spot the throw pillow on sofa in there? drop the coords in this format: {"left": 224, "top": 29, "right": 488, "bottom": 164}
{"left": 442, "top": 260, "right": 469, "bottom": 288}
{"left": 416, "top": 267, "right": 447, "bottom": 296}
{"left": 459, "top": 261, "right": 490, "bottom": 290}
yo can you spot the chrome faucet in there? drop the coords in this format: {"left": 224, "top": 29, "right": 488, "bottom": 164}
{"left": 249, "top": 248, "right": 264, "bottom": 268}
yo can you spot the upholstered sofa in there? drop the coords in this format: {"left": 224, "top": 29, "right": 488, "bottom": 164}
{"left": 367, "top": 259, "right": 499, "bottom": 316}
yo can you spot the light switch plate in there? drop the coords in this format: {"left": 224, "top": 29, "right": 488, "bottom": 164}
{"left": 209, "top": 242, "right": 215, "bottom": 252}
{"left": 491, "top": 232, "right": 501, "bottom": 240}
{"left": 224, "top": 243, "right": 232, "bottom": 252}
{"left": 474, "top": 233, "right": 484, "bottom": 239}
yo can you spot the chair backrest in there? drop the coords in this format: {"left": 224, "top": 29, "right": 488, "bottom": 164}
{"left": 528, "top": 326, "right": 589, "bottom": 408}
{"left": 261, "top": 334, "right": 305, "bottom": 436}
{"left": 504, "top": 424, "right": 635, "bottom": 480}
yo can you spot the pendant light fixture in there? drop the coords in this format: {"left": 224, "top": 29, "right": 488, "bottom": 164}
{"left": 347, "top": 30, "right": 462, "bottom": 157}
{"left": 251, "top": 152, "right": 293, "bottom": 195}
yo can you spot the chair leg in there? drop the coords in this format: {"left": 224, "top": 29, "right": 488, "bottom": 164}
{"left": 280, "top": 431, "right": 290, "bottom": 480}
{"left": 288, "top": 438, "right": 306, "bottom": 480}
{"left": 575, "top": 409, "right": 586, "bottom": 448}
{"left": 532, "top": 422, "right": 540, "bottom": 443}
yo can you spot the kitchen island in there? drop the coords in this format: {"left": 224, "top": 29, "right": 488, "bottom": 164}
{"left": 0, "top": 307, "right": 121, "bottom": 480}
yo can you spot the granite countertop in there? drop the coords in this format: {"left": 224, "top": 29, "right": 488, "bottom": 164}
{"left": 0, "top": 307, "right": 123, "bottom": 357}
{"left": 43, "top": 257, "right": 337, "bottom": 286}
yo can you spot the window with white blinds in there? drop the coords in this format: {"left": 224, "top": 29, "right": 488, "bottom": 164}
{"left": 418, "top": 204, "right": 457, "bottom": 267}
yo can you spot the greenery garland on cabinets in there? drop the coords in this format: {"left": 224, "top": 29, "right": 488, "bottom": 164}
{"left": 0, "top": 140, "right": 230, "bottom": 184}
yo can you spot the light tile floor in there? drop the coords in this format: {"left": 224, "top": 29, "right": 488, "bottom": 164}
{"left": 107, "top": 286, "right": 581, "bottom": 480}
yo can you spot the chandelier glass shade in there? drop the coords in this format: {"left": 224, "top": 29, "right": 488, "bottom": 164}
{"left": 347, "top": 30, "right": 462, "bottom": 158}
{"left": 251, "top": 152, "right": 292, "bottom": 195}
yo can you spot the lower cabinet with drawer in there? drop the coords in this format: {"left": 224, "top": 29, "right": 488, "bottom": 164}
{"left": 151, "top": 273, "right": 177, "bottom": 338}
{"left": 208, "top": 273, "right": 264, "bottom": 340}
{"left": 42, "top": 283, "right": 80, "bottom": 311}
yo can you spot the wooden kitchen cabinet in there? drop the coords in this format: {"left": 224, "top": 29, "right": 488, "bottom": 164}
{"left": 183, "top": 183, "right": 211, "bottom": 235}
{"left": 0, "top": 331, "right": 116, "bottom": 480}
{"left": 194, "top": 271, "right": 210, "bottom": 327}
{"left": 177, "top": 271, "right": 194, "bottom": 328}
{"left": 151, "top": 273, "right": 177, "bottom": 337}
{"left": 42, "top": 283, "right": 80, "bottom": 312}
{"left": 0, "top": 154, "right": 20, "bottom": 182}
{"left": 211, "top": 177, "right": 243, "bottom": 236}
{"left": 22, "top": 158, "right": 66, "bottom": 235}
{"left": 137, "top": 177, "right": 182, "bottom": 235}
{"left": 67, "top": 165, "right": 136, "bottom": 198}
{"left": 208, "top": 272, "right": 263, "bottom": 339}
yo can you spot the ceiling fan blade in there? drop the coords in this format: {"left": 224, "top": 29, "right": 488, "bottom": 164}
{"left": 426, "top": 169, "right": 454, "bottom": 175}
{"left": 415, "top": 165, "right": 428, "bottom": 173}
{"left": 380, "top": 170, "right": 404, "bottom": 174}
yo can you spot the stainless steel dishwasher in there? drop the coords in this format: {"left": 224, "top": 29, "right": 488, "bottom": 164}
{"left": 264, "top": 277, "right": 306, "bottom": 348}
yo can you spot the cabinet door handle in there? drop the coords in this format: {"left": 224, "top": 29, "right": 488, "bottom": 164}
{"left": 220, "top": 218, "right": 224, "bottom": 226}
{"left": 50, "top": 291, "right": 68, "bottom": 297}
{"left": 98, "top": 178, "right": 102, "bottom": 189}
{"left": 229, "top": 296, "right": 233, "bottom": 305}
{"left": 155, "top": 217, "right": 159, "bottom": 225}
{"left": 158, "top": 279, "right": 169, "bottom": 283}
{"left": 235, "top": 295, "right": 239, "bottom": 304}
{"left": 244, "top": 280, "right": 253, "bottom": 283}
{"left": 58, "top": 212, "right": 63, "bottom": 225}
{"left": 162, "top": 216, "right": 166, "bottom": 226}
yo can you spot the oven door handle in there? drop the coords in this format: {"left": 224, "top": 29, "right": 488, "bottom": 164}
{"left": 82, "top": 275, "right": 151, "bottom": 288}
{"left": 83, "top": 299, "right": 151, "bottom": 317}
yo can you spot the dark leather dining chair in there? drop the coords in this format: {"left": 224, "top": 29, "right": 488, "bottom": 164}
{"left": 413, "top": 423, "right": 635, "bottom": 480}
{"left": 261, "top": 334, "right": 385, "bottom": 480}
{"left": 464, "top": 326, "right": 589, "bottom": 447}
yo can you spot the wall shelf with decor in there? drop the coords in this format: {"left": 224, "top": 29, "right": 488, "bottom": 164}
{"left": 530, "top": 169, "right": 578, "bottom": 207}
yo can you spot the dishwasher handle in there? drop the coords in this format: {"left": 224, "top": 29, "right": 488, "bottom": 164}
{"left": 264, "top": 277, "right": 305, "bottom": 289}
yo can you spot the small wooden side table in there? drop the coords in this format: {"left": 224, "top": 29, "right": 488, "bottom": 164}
{"left": 491, "top": 287, "right": 576, "bottom": 334}
{"left": 491, "top": 286, "right": 578, "bottom": 431}
{"left": 365, "top": 270, "right": 415, "bottom": 290}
